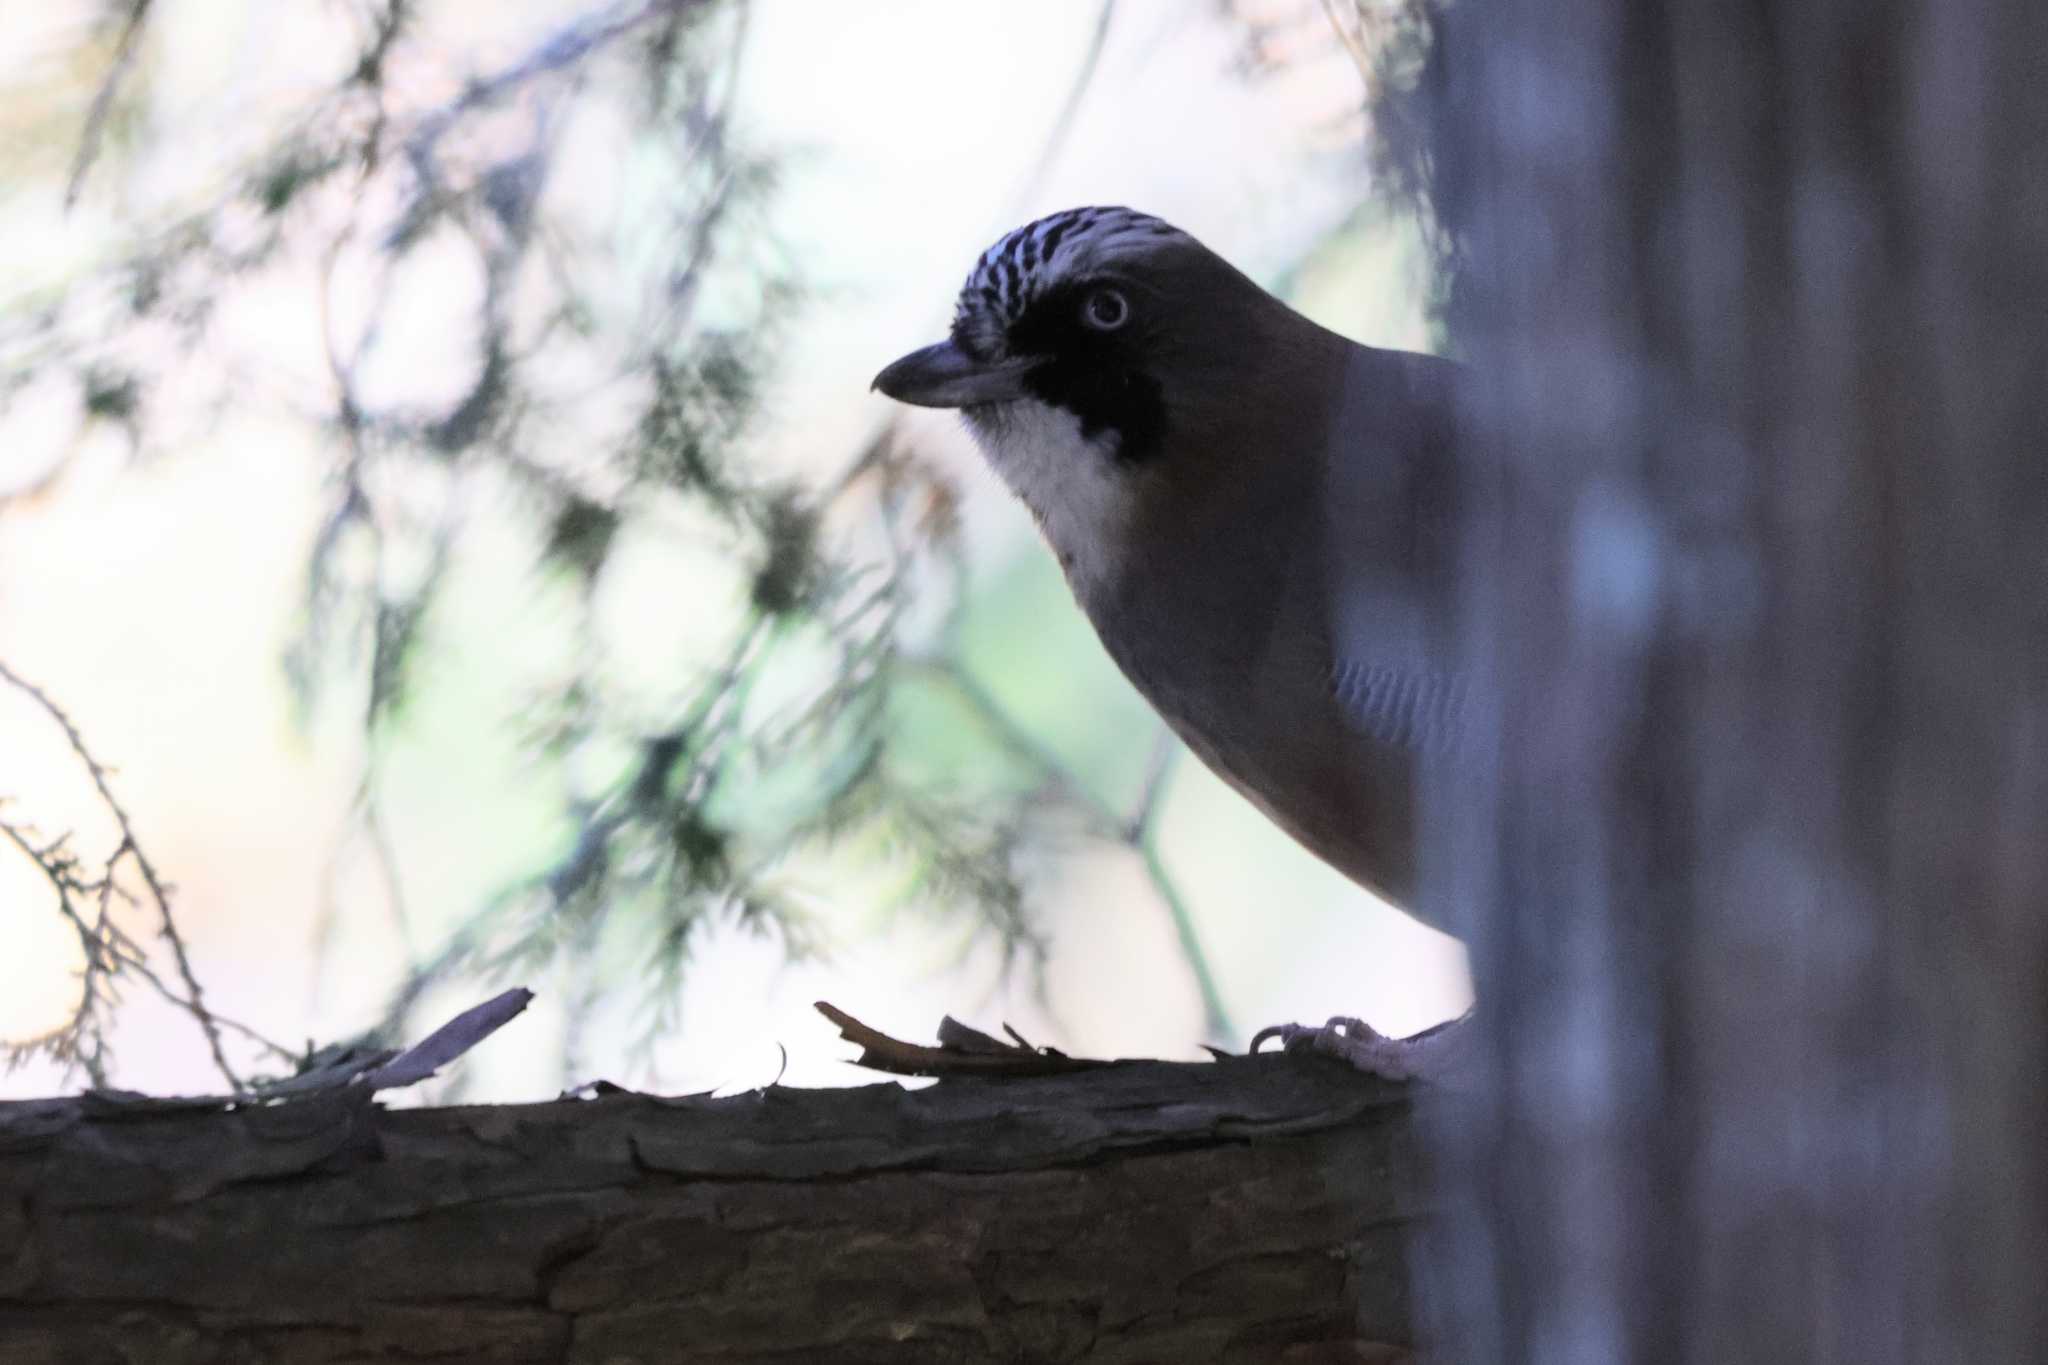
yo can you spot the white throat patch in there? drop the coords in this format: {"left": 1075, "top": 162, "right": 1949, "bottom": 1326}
{"left": 964, "top": 399, "right": 1136, "bottom": 593}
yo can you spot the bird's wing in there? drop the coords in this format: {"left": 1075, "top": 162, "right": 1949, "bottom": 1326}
{"left": 1319, "top": 344, "right": 1472, "bottom": 762}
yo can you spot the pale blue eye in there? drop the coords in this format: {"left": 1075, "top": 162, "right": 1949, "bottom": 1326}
{"left": 1082, "top": 288, "right": 1129, "bottom": 331}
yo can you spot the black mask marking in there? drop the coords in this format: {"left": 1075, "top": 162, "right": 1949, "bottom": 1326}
{"left": 1008, "top": 281, "right": 1167, "bottom": 464}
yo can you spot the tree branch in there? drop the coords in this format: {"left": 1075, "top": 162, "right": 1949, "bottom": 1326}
{"left": 0, "top": 1052, "right": 1419, "bottom": 1361}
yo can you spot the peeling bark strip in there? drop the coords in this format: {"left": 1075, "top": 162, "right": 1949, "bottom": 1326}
{"left": 814, "top": 1001, "right": 1109, "bottom": 1078}
{"left": 0, "top": 1059, "right": 1417, "bottom": 1363}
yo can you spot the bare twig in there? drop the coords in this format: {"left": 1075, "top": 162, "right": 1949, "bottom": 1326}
{"left": 405, "top": 0, "right": 708, "bottom": 180}
{"left": 65, "top": 0, "right": 155, "bottom": 209}
{"left": 904, "top": 656, "right": 1236, "bottom": 1043}
{"left": 1125, "top": 728, "right": 1178, "bottom": 842}
{"left": 1320, "top": 0, "right": 1377, "bottom": 84}
{"left": 902, "top": 656, "right": 1120, "bottom": 838}
{"left": 1138, "top": 817, "right": 1232, "bottom": 1043}
{"left": 0, "top": 823, "right": 121, "bottom": 1086}
{"left": 0, "top": 661, "right": 291, "bottom": 1089}
{"left": 1007, "top": 0, "right": 1119, "bottom": 217}
{"left": 1123, "top": 737, "right": 1234, "bottom": 1044}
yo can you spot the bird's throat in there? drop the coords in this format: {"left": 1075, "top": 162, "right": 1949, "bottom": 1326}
{"left": 964, "top": 398, "right": 1139, "bottom": 595}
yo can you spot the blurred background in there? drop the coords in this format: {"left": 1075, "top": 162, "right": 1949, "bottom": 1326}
{"left": 0, "top": 0, "right": 1465, "bottom": 1101}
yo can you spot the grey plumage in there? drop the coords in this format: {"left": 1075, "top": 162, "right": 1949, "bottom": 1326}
{"left": 875, "top": 207, "right": 1468, "bottom": 926}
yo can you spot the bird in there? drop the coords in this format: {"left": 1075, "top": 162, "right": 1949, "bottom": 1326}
{"left": 872, "top": 206, "right": 1474, "bottom": 1079}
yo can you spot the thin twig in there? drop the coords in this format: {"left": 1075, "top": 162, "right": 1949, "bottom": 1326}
{"left": 1125, "top": 735, "right": 1233, "bottom": 1044}
{"left": 0, "top": 822, "right": 118, "bottom": 1086}
{"left": 1319, "top": 0, "right": 1376, "bottom": 85}
{"left": 0, "top": 661, "right": 284, "bottom": 1088}
{"left": 405, "top": 0, "right": 707, "bottom": 179}
{"left": 1007, "top": 0, "right": 1119, "bottom": 217}
{"left": 1126, "top": 728, "right": 1178, "bottom": 842}
{"left": 1139, "top": 817, "right": 1233, "bottom": 1046}
{"left": 903, "top": 655, "right": 1120, "bottom": 837}
{"left": 92, "top": 939, "right": 297, "bottom": 1066}
{"left": 65, "top": 0, "right": 155, "bottom": 209}
{"left": 905, "top": 656, "right": 1236, "bottom": 1043}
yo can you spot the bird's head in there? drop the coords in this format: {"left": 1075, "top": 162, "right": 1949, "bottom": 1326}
{"left": 873, "top": 208, "right": 1334, "bottom": 566}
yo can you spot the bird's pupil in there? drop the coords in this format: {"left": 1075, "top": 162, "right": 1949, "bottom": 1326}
{"left": 1086, "top": 290, "right": 1126, "bottom": 328}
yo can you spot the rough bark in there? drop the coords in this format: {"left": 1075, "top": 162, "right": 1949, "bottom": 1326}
{"left": 1413, "top": 0, "right": 2048, "bottom": 1360}
{"left": 0, "top": 1057, "right": 1417, "bottom": 1364}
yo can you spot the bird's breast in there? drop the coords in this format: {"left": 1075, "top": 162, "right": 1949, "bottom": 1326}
{"left": 1081, "top": 564, "right": 1425, "bottom": 912}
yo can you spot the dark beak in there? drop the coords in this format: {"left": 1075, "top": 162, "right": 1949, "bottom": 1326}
{"left": 872, "top": 340, "right": 1033, "bottom": 409}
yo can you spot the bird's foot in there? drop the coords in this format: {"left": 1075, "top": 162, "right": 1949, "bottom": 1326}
{"left": 1250, "top": 1011, "right": 1471, "bottom": 1082}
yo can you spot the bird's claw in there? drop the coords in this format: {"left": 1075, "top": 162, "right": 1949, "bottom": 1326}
{"left": 1251, "top": 1014, "right": 1438, "bottom": 1082}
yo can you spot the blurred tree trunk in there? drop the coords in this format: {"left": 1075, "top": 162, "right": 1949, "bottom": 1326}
{"left": 1418, "top": 0, "right": 2048, "bottom": 1360}
{"left": 0, "top": 1061, "right": 1418, "bottom": 1363}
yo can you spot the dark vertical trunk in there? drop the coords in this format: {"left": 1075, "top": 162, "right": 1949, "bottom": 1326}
{"left": 1418, "top": 1, "right": 2048, "bottom": 1359}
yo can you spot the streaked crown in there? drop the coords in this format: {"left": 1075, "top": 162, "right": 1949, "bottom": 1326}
{"left": 951, "top": 206, "right": 1192, "bottom": 359}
